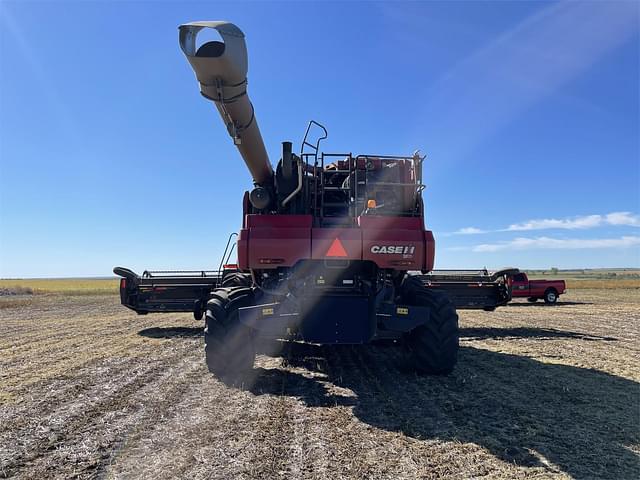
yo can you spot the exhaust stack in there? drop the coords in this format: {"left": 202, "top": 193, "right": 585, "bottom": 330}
{"left": 179, "top": 21, "right": 273, "bottom": 185}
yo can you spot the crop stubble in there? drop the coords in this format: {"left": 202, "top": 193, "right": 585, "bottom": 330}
{"left": 0, "top": 289, "right": 638, "bottom": 479}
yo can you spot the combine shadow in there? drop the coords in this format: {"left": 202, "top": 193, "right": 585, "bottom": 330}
{"left": 507, "top": 301, "right": 592, "bottom": 307}
{"left": 460, "top": 326, "right": 617, "bottom": 342}
{"left": 244, "top": 341, "right": 639, "bottom": 479}
{"left": 138, "top": 326, "right": 202, "bottom": 338}
{"left": 249, "top": 366, "right": 357, "bottom": 408}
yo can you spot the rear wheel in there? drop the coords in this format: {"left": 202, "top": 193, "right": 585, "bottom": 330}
{"left": 401, "top": 276, "right": 459, "bottom": 375}
{"left": 205, "top": 287, "right": 256, "bottom": 379}
{"left": 544, "top": 289, "right": 558, "bottom": 304}
{"left": 527, "top": 297, "right": 538, "bottom": 303}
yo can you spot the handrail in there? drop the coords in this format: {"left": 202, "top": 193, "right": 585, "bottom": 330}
{"left": 217, "top": 232, "right": 239, "bottom": 273}
{"left": 300, "top": 120, "right": 328, "bottom": 157}
{"left": 142, "top": 270, "right": 221, "bottom": 278}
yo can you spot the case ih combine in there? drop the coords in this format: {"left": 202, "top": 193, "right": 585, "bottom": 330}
{"left": 115, "top": 21, "right": 517, "bottom": 377}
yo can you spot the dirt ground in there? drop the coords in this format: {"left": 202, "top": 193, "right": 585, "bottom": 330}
{"left": 1, "top": 289, "right": 638, "bottom": 479}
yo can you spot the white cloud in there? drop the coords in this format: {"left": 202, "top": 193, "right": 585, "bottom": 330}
{"left": 455, "top": 227, "right": 487, "bottom": 235}
{"left": 473, "top": 236, "right": 640, "bottom": 252}
{"left": 507, "top": 216, "right": 598, "bottom": 231}
{"left": 606, "top": 212, "right": 640, "bottom": 227}
{"left": 506, "top": 212, "right": 640, "bottom": 231}
{"left": 451, "top": 212, "right": 640, "bottom": 235}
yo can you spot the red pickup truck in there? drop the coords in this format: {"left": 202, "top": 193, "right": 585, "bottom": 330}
{"left": 510, "top": 272, "right": 567, "bottom": 304}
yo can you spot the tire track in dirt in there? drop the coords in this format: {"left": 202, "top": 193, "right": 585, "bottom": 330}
{"left": 264, "top": 348, "right": 334, "bottom": 479}
{"left": 105, "top": 355, "right": 290, "bottom": 479}
{"left": 0, "top": 338, "right": 197, "bottom": 431}
{"left": 243, "top": 353, "right": 298, "bottom": 479}
{"left": 0, "top": 307, "right": 183, "bottom": 355}
{"left": 0, "top": 315, "right": 147, "bottom": 354}
{"left": 72, "top": 355, "right": 204, "bottom": 479}
{"left": 1, "top": 341, "right": 201, "bottom": 479}
{"left": 1, "top": 354, "right": 152, "bottom": 433}
{"left": 0, "top": 339, "right": 178, "bottom": 402}
{"left": 0, "top": 294, "right": 140, "bottom": 337}
{"left": 102, "top": 373, "right": 234, "bottom": 479}
{"left": 337, "top": 345, "right": 428, "bottom": 479}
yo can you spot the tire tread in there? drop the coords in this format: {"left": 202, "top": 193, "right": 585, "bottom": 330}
{"left": 401, "top": 276, "right": 459, "bottom": 374}
{"left": 204, "top": 287, "right": 256, "bottom": 378}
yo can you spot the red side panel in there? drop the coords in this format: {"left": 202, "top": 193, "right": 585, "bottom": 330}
{"left": 246, "top": 215, "right": 312, "bottom": 269}
{"left": 243, "top": 214, "right": 431, "bottom": 271}
{"left": 238, "top": 228, "right": 249, "bottom": 270}
{"left": 424, "top": 230, "right": 435, "bottom": 272}
{"left": 312, "top": 228, "right": 362, "bottom": 260}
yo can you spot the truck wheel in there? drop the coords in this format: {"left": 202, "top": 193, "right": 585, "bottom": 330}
{"left": 527, "top": 297, "right": 538, "bottom": 303}
{"left": 544, "top": 289, "right": 558, "bottom": 305}
{"left": 205, "top": 287, "right": 256, "bottom": 379}
{"left": 401, "top": 277, "right": 459, "bottom": 375}
{"left": 221, "top": 272, "right": 252, "bottom": 288}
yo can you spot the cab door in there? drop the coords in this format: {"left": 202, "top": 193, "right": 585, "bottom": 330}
{"left": 511, "top": 273, "right": 529, "bottom": 295}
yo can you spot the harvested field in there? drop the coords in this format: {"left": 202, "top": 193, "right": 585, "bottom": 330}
{"left": 0, "top": 288, "right": 638, "bottom": 479}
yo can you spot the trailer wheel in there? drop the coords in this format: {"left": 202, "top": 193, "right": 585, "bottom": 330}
{"left": 221, "top": 272, "right": 252, "bottom": 288}
{"left": 401, "top": 277, "right": 459, "bottom": 375}
{"left": 544, "top": 289, "right": 558, "bottom": 305}
{"left": 204, "top": 287, "right": 256, "bottom": 379}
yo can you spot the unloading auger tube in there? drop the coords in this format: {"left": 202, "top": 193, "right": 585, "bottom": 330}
{"left": 178, "top": 21, "right": 273, "bottom": 186}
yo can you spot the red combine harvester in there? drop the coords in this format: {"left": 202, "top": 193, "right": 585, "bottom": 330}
{"left": 114, "top": 22, "right": 517, "bottom": 377}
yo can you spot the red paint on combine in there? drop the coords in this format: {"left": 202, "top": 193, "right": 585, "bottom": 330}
{"left": 238, "top": 213, "right": 434, "bottom": 272}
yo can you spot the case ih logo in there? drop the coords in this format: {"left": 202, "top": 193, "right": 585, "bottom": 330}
{"left": 370, "top": 245, "right": 415, "bottom": 255}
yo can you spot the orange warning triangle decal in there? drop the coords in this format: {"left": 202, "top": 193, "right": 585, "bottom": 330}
{"left": 326, "top": 238, "right": 348, "bottom": 257}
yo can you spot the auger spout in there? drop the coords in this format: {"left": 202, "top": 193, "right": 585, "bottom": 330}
{"left": 179, "top": 21, "right": 273, "bottom": 185}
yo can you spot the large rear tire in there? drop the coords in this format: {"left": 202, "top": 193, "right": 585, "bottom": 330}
{"left": 401, "top": 276, "right": 459, "bottom": 375}
{"left": 205, "top": 287, "right": 256, "bottom": 379}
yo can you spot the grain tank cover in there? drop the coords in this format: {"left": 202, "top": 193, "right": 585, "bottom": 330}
{"left": 179, "top": 21, "right": 273, "bottom": 185}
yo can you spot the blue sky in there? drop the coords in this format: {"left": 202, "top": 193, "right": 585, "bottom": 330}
{"left": 0, "top": 0, "right": 638, "bottom": 278}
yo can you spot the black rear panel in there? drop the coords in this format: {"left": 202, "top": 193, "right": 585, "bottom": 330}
{"left": 301, "top": 294, "right": 375, "bottom": 344}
